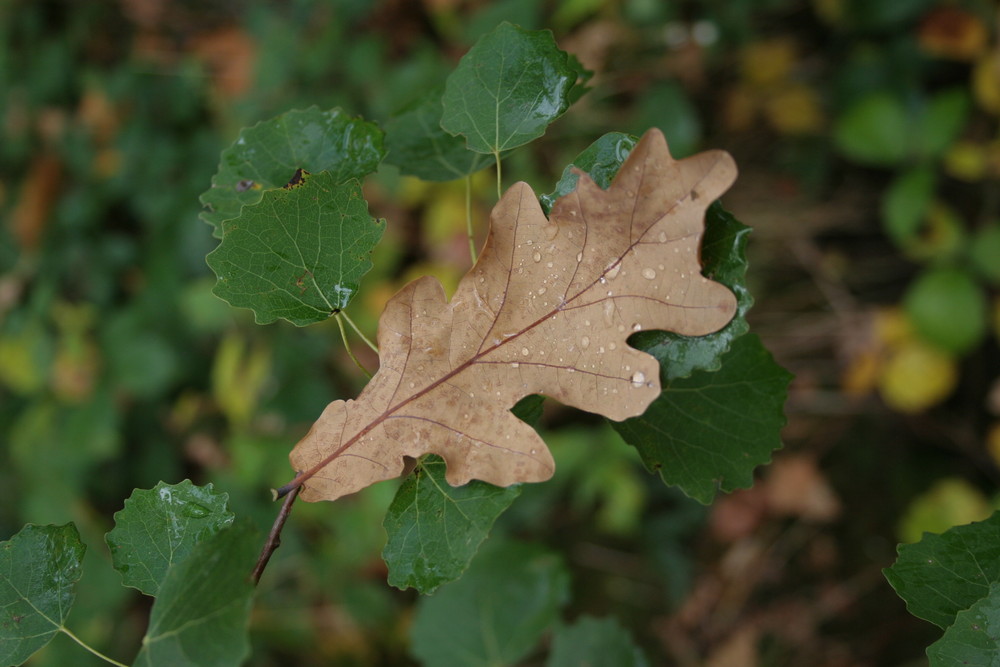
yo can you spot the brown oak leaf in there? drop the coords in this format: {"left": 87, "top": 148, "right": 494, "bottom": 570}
{"left": 287, "top": 128, "right": 738, "bottom": 502}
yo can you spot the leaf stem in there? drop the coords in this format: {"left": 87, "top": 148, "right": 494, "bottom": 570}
{"left": 465, "top": 174, "right": 478, "bottom": 265}
{"left": 250, "top": 477, "right": 301, "bottom": 585}
{"left": 494, "top": 150, "right": 502, "bottom": 200}
{"left": 335, "top": 312, "right": 372, "bottom": 379}
{"left": 59, "top": 627, "right": 128, "bottom": 667}
{"left": 341, "top": 310, "right": 378, "bottom": 353}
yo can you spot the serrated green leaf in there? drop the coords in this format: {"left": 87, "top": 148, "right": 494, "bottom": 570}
{"left": 884, "top": 512, "right": 1000, "bottom": 630}
{"left": 547, "top": 616, "right": 649, "bottom": 667}
{"left": 539, "top": 132, "right": 638, "bottom": 215}
{"left": 206, "top": 171, "right": 385, "bottom": 325}
{"left": 0, "top": 523, "right": 85, "bottom": 667}
{"left": 105, "top": 480, "right": 234, "bottom": 597}
{"left": 629, "top": 202, "right": 753, "bottom": 380}
{"left": 382, "top": 456, "right": 521, "bottom": 594}
{"left": 926, "top": 581, "right": 1000, "bottom": 666}
{"left": 200, "top": 107, "right": 385, "bottom": 238}
{"left": 383, "top": 88, "right": 491, "bottom": 181}
{"left": 613, "top": 333, "right": 791, "bottom": 504}
{"left": 410, "top": 540, "right": 569, "bottom": 667}
{"left": 133, "top": 522, "right": 257, "bottom": 667}
{"left": 441, "top": 22, "right": 581, "bottom": 154}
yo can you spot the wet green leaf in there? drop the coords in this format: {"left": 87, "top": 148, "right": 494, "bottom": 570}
{"left": 382, "top": 456, "right": 521, "bottom": 594}
{"left": 441, "top": 22, "right": 581, "bottom": 154}
{"left": 613, "top": 334, "right": 791, "bottom": 504}
{"left": 206, "top": 170, "right": 385, "bottom": 325}
{"left": 200, "top": 107, "right": 385, "bottom": 238}
{"left": 884, "top": 511, "right": 1000, "bottom": 630}
{"left": 548, "top": 616, "right": 649, "bottom": 667}
{"left": 383, "top": 88, "right": 490, "bottom": 181}
{"left": 410, "top": 540, "right": 569, "bottom": 666}
{"left": 0, "top": 523, "right": 85, "bottom": 667}
{"left": 105, "top": 481, "right": 234, "bottom": 597}
{"left": 539, "top": 132, "right": 638, "bottom": 215}
{"left": 926, "top": 582, "right": 1000, "bottom": 666}
{"left": 133, "top": 522, "right": 257, "bottom": 667}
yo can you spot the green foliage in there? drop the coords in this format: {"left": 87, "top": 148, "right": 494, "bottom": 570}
{"left": 904, "top": 267, "right": 987, "bottom": 355}
{"left": 132, "top": 522, "right": 258, "bottom": 667}
{"left": 199, "top": 107, "right": 385, "bottom": 238}
{"left": 441, "top": 22, "right": 584, "bottom": 154}
{"left": 105, "top": 481, "right": 234, "bottom": 597}
{"left": 539, "top": 132, "right": 639, "bottom": 214}
{"left": 548, "top": 616, "right": 649, "bottom": 667}
{"left": 0, "top": 524, "right": 85, "bottom": 666}
{"left": 615, "top": 334, "right": 791, "bottom": 503}
{"left": 207, "top": 170, "right": 385, "bottom": 325}
{"left": 885, "top": 512, "right": 1000, "bottom": 665}
{"left": 409, "top": 540, "right": 570, "bottom": 666}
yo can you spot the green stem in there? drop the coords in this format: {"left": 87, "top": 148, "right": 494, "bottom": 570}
{"left": 335, "top": 313, "right": 372, "bottom": 379}
{"left": 465, "top": 175, "right": 478, "bottom": 265}
{"left": 340, "top": 310, "right": 378, "bottom": 354}
{"left": 494, "top": 150, "right": 502, "bottom": 200}
{"left": 60, "top": 627, "right": 128, "bottom": 667}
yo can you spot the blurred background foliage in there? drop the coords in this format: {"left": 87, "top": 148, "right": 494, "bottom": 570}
{"left": 1, "top": 0, "right": 999, "bottom": 665}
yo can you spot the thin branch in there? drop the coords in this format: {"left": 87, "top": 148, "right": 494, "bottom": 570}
{"left": 335, "top": 312, "right": 372, "bottom": 379}
{"left": 250, "top": 479, "right": 301, "bottom": 585}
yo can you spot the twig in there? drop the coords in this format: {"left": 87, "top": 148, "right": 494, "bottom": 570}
{"left": 250, "top": 478, "right": 301, "bottom": 585}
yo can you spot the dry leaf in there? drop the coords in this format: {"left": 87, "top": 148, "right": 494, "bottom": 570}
{"left": 289, "top": 129, "right": 738, "bottom": 502}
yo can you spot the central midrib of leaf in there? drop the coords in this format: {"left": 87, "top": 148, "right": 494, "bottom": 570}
{"left": 283, "top": 156, "right": 712, "bottom": 495}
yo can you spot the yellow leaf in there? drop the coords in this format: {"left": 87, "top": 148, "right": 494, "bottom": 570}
{"left": 763, "top": 83, "right": 825, "bottom": 135}
{"left": 285, "top": 129, "right": 739, "bottom": 502}
{"left": 741, "top": 39, "right": 797, "bottom": 88}
{"left": 944, "top": 140, "right": 988, "bottom": 181}
{"left": 973, "top": 50, "right": 1000, "bottom": 114}
{"left": 898, "top": 477, "right": 992, "bottom": 543}
{"left": 877, "top": 339, "right": 957, "bottom": 412}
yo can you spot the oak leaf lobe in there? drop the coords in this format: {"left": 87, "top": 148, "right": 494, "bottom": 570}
{"left": 289, "top": 128, "right": 738, "bottom": 502}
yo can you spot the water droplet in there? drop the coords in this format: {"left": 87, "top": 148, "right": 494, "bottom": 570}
{"left": 632, "top": 323, "right": 642, "bottom": 331}
{"left": 642, "top": 268, "right": 656, "bottom": 280}
{"left": 530, "top": 448, "right": 537, "bottom": 455}
{"left": 603, "top": 300, "right": 615, "bottom": 326}
{"left": 521, "top": 347, "right": 529, "bottom": 356}
{"left": 537, "top": 287, "right": 547, "bottom": 295}
{"left": 599, "top": 276, "right": 607, "bottom": 284}
{"left": 617, "top": 324, "right": 625, "bottom": 332}
{"left": 532, "top": 251, "right": 541, "bottom": 262}
{"left": 631, "top": 371, "right": 646, "bottom": 387}
{"left": 543, "top": 223, "right": 558, "bottom": 240}
{"left": 576, "top": 252, "right": 583, "bottom": 262}
{"left": 606, "top": 263, "right": 622, "bottom": 279}
{"left": 181, "top": 503, "right": 211, "bottom": 519}
{"left": 584, "top": 319, "right": 591, "bottom": 327}
{"left": 580, "top": 336, "right": 591, "bottom": 349}
{"left": 408, "top": 382, "right": 415, "bottom": 388}
{"left": 464, "top": 414, "right": 469, "bottom": 419}
{"left": 609, "top": 342, "right": 617, "bottom": 350}
{"left": 511, "top": 362, "right": 519, "bottom": 368}
{"left": 659, "top": 231, "right": 667, "bottom": 242}
{"left": 598, "top": 346, "right": 605, "bottom": 353}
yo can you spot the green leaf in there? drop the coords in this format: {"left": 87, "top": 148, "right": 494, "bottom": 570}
{"left": 916, "top": 89, "right": 970, "bottom": 161}
{"left": 927, "top": 581, "right": 1000, "bottom": 666}
{"left": 547, "top": 616, "right": 649, "bottom": 667}
{"left": 539, "top": 132, "right": 639, "bottom": 215}
{"left": 512, "top": 393, "right": 546, "bottom": 427}
{"left": 613, "top": 333, "right": 792, "bottom": 504}
{"left": 970, "top": 223, "right": 1000, "bottom": 286}
{"left": 630, "top": 202, "right": 753, "bottom": 380}
{"left": 200, "top": 107, "right": 385, "bottom": 238}
{"left": 410, "top": 540, "right": 569, "bottom": 666}
{"left": 441, "top": 22, "right": 581, "bottom": 154}
{"left": 904, "top": 267, "right": 987, "bottom": 354}
{"left": 206, "top": 170, "right": 386, "bottom": 325}
{"left": 882, "top": 167, "right": 935, "bottom": 249}
{"left": 884, "top": 511, "right": 1000, "bottom": 630}
{"left": 0, "top": 524, "right": 85, "bottom": 667}
{"left": 105, "top": 480, "right": 234, "bottom": 597}
{"left": 382, "top": 456, "right": 521, "bottom": 594}
{"left": 133, "top": 522, "right": 258, "bottom": 667}
{"left": 383, "top": 88, "right": 491, "bottom": 181}
{"left": 834, "top": 93, "right": 910, "bottom": 166}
